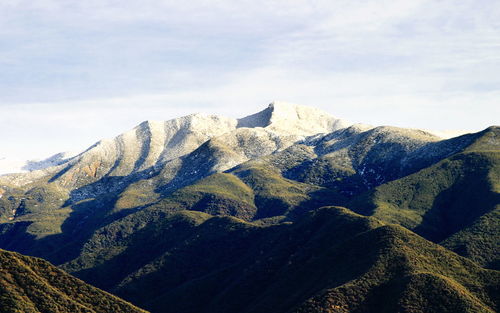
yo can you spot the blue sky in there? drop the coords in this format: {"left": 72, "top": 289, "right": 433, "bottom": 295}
{"left": 1, "top": 0, "right": 499, "bottom": 166}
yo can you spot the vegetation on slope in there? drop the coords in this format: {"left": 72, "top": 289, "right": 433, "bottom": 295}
{"left": 230, "top": 164, "right": 346, "bottom": 219}
{"left": 349, "top": 151, "right": 499, "bottom": 269}
{"left": 62, "top": 207, "right": 499, "bottom": 313}
{"left": 0, "top": 249, "right": 147, "bottom": 313}
{"left": 57, "top": 168, "right": 345, "bottom": 284}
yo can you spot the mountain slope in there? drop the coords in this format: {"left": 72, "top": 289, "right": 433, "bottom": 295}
{"left": 348, "top": 127, "right": 500, "bottom": 268}
{"left": 64, "top": 207, "right": 499, "bottom": 313}
{"left": 38, "top": 169, "right": 343, "bottom": 269}
{"left": 238, "top": 101, "right": 351, "bottom": 134}
{"left": 0, "top": 249, "right": 147, "bottom": 313}
{"left": 269, "top": 125, "right": 483, "bottom": 193}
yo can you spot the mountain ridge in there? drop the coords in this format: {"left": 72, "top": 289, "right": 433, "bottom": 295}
{"left": 0, "top": 101, "right": 350, "bottom": 186}
{"left": 0, "top": 102, "right": 497, "bottom": 313}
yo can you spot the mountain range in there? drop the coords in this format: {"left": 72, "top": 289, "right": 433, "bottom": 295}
{"left": 0, "top": 101, "right": 498, "bottom": 312}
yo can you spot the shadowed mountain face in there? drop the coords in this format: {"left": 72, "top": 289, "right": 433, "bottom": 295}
{"left": 65, "top": 208, "right": 499, "bottom": 313}
{"left": 0, "top": 248, "right": 147, "bottom": 313}
{"left": 348, "top": 127, "right": 500, "bottom": 269}
{"left": 0, "top": 103, "right": 498, "bottom": 312}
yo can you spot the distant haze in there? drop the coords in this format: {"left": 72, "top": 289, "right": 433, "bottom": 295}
{"left": 1, "top": 1, "right": 499, "bottom": 171}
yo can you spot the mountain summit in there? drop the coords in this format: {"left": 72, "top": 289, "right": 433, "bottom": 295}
{"left": 237, "top": 101, "right": 351, "bottom": 134}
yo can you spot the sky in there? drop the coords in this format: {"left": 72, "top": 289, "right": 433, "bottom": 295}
{"left": 1, "top": 0, "right": 499, "bottom": 169}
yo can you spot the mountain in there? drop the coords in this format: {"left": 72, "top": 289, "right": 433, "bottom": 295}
{"left": 0, "top": 106, "right": 497, "bottom": 264}
{"left": 66, "top": 207, "right": 500, "bottom": 313}
{"left": 348, "top": 126, "right": 500, "bottom": 269}
{"left": 0, "top": 102, "right": 351, "bottom": 250}
{"left": 0, "top": 248, "right": 147, "bottom": 313}
{"left": 0, "top": 101, "right": 349, "bottom": 186}
{"left": 0, "top": 102, "right": 498, "bottom": 312}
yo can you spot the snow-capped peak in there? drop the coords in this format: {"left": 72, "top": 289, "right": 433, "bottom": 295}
{"left": 237, "top": 101, "right": 352, "bottom": 135}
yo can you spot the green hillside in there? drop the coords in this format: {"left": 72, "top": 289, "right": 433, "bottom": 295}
{"left": 57, "top": 169, "right": 344, "bottom": 286}
{"left": 349, "top": 150, "right": 499, "bottom": 269}
{"left": 0, "top": 249, "right": 147, "bottom": 313}
{"left": 64, "top": 207, "right": 499, "bottom": 313}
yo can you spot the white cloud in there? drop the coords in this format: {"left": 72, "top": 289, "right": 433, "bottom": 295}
{"left": 0, "top": 0, "right": 499, "bottom": 168}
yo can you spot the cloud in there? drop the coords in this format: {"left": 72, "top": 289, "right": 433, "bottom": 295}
{"left": 0, "top": 0, "right": 499, "bottom": 166}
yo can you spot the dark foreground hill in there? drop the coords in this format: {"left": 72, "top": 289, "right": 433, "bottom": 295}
{"left": 0, "top": 249, "right": 147, "bottom": 313}
{"left": 63, "top": 207, "right": 498, "bottom": 313}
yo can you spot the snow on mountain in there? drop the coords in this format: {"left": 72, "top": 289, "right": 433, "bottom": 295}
{"left": 2, "top": 101, "right": 475, "bottom": 194}
{"left": 266, "top": 101, "right": 352, "bottom": 134}
{"left": 1, "top": 101, "right": 350, "bottom": 184}
{"left": 69, "top": 113, "right": 237, "bottom": 178}
{"left": 22, "top": 152, "right": 78, "bottom": 171}
{"left": 238, "top": 101, "right": 351, "bottom": 135}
